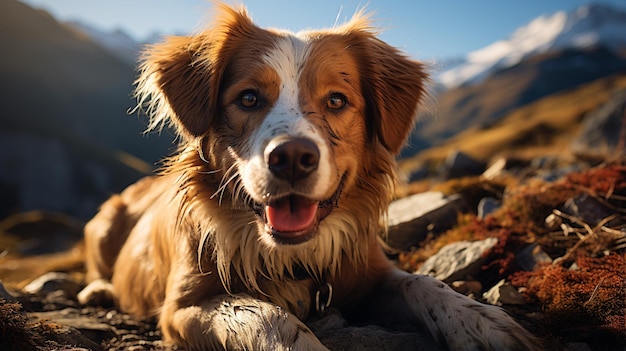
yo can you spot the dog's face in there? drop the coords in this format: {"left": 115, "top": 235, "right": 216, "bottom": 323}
{"left": 136, "top": 5, "right": 427, "bottom": 248}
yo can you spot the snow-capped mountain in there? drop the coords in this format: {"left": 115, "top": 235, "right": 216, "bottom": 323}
{"left": 439, "top": 3, "right": 626, "bottom": 89}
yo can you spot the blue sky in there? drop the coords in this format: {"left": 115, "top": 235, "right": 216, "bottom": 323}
{"left": 20, "top": 0, "right": 626, "bottom": 59}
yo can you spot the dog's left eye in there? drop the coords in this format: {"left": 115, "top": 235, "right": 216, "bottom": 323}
{"left": 238, "top": 90, "right": 259, "bottom": 109}
{"left": 326, "top": 93, "right": 347, "bottom": 110}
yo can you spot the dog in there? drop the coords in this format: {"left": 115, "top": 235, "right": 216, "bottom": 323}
{"left": 79, "top": 3, "right": 542, "bottom": 350}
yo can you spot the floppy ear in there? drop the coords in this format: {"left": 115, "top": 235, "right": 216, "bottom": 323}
{"left": 135, "top": 35, "right": 218, "bottom": 139}
{"left": 134, "top": 4, "right": 256, "bottom": 140}
{"left": 357, "top": 35, "right": 428, "bottom": 154}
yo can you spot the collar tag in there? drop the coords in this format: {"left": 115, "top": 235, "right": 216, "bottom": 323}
{"left": 315, "top": 281, "right": 333, "bottom": 315}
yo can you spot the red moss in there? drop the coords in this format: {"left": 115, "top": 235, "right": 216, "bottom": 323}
{"left": 398, "top": 163, "right": 626, "bottom": 346}
{"left": 511, "top": 253, "right": 626, "bottom": 335}
{"left": 565, "top": 165, "right": 626, "bottom": 196}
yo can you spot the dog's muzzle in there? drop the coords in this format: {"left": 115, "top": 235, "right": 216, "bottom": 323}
{"left": 251, "top": 138, "right": 343, "bottom": 245}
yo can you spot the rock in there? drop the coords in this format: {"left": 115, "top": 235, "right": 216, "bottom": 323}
{"left": 477, "top": 197, "right": 501, "bottom": 219}
{"left": 30, "top": 308, "right": 117, "bottom": 342}
{"left": 441, "top": 150, "right": 485, "bottom": 179}
{"left": 482, "top": 157, "right": 529, "bottom": 179}
{"left": 482, "top": 158, "right": 508, "bottom": 179}
{"left": 23, "top": 272, "right": 81, "bottom": 297}
{"left": 561, "top": 194, "right": 621, "bottom": 227}
{"left": 544, "top": 213, "right": 563, "bottom": 230}
{"left": 416, "top": 237, "right": 498, "bottom": 283}
{"left": 450, "top": 280, "right": 482, "bottom": 296}
{"left": 386, "top": 192, "right": 468, "bottom": 251}
{"left": 571, "top": 91, "right": 626, "bottom": 156}
{"left": 515, "top": 243, "right": 553, "bottom": 271}
{"left": 0, "top": 280, "right": 17, "bottom": 302}
{"left": 483, "top": 280, "right": 527, "bottom": 306}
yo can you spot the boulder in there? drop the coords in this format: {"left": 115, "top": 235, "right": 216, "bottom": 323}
{"left": 386, "top": 192, "right": 468, "bottom": 251}
{"left": 416, "top": 237, "right": 498, "bottom": 283}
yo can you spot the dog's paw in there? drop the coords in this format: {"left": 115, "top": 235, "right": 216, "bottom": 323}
{"left": 78, "top": 279, "right": 115, "bottom": 307}
{"left": 447, "top": 301, "right": 542, "bottom": 351}
{"left": 399, "top": 274, "right": 542, "bottom": 351}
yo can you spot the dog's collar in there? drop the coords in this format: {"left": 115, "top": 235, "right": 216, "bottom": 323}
{"left": 288, "top": 264, "right": 315, "bottom": 281}
{"left": 286, "top": 265, "right": 333, "bottom": 315}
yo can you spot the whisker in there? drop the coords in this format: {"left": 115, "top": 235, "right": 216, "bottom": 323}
{"left": 197, "top": 168, "right": 221, "bottom": 175}
{"left": 211, "top": 164, "right": 239, "bottom": 203}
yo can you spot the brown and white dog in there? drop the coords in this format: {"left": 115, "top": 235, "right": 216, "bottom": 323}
{"left": 80, "top": 4, "right": 541, "bottom": 350}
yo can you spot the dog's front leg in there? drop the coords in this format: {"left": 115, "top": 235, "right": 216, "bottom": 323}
{"left": 371, "top": 270, "right": 542, "bottom": 351}
{"left": 160, "top": 293, "right": 329, "bottom": 351}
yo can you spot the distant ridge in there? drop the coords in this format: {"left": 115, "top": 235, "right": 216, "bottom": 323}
{"left": 401, "top": 3, "right": 626, "bottom": 157}
{"left": 439, "top": 3, "right": 626, "bottom": 89}
{"left": 0, "top": 0, "right": 174, "bottom": 218}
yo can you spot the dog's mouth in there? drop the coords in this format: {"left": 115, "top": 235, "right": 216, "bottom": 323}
{"left": 252, "top": 177, "right": 345, "bottom": 245}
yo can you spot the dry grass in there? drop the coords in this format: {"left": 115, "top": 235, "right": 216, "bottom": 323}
{"left": 398, "top": 163, "right": 626, "bottom": 345}
{"left": 400, "top": 73, "right": 626, "bottom": 174}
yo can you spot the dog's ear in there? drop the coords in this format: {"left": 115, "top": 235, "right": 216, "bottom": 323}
{"left": 353, "top": 30, "right": 428, "bottom": 154}
{"left": 134, "top": 4, "right": 256, "bottom": 140}
{"left": 135, "top": 35, "right": 217, "bottom": 139}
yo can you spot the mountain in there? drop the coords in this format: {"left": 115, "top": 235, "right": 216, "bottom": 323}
{"left": 401, "top": 3, "right": 626, "bottom": 157}
{"left": 0, "top": 0, "right": 175, "bottom": 218}
{"left": 64, "top": 20, "right": 142, "bottom": 65}
{"left": 439, "top": 3, "right": 626, "bottom": 89}
{"left": 64, "top": 21, "right": 169, "bottom": 66}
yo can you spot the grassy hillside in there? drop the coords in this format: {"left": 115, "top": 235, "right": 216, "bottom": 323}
{"left": 401, "top": 47, "right": 626, "bottom": 159}
{"left": 400, "top": 73, "right": 626, "bottom": 177}
{"left": 0, "top": 0, "right": 174, "bottom": 165}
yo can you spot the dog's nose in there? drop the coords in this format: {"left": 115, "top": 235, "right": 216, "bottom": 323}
{"left": 268, "top": 138, "right": 320, "bottom": 183}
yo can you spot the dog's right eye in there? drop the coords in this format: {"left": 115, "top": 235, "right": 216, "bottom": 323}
{"left": 238, "top": 90, "right": 259, "bottom": 109}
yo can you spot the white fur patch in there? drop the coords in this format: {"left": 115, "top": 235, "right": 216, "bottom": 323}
{"left": 239, "top": 35, "right": 333, "bottom": 202}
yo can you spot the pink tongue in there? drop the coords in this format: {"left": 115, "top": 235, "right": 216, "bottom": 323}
{"left": 266, "top": 196, "right": 318, "bottom": 233}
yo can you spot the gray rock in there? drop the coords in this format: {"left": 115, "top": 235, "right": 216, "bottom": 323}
{"left": 516, "top": 243, "right": 553, "bottom": 271}
{"left": 483, "top": 279, "right": 527, "bottom": 306}
{"left": 23, "top": 272, "right": 82, "bottom": 297}
{"left": 482, "top": 157, "right": 529, "bottom": 179}
{"left": 562, "top": 194, "right": 621, "bottom": 227}
{"left": 442, "top": 150, "right": 485, "bottom": 179}
{"left": 386, "top": 192, "right": 468, "bottom": 251}
{"left": 477, "top": 197, "right": 501, "bottom": 219}
{"left": 571, "top": 90, "right": 626, "bottom": 156}
{"left": 416, "top": 237, "right": 498, "bottom": 283}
